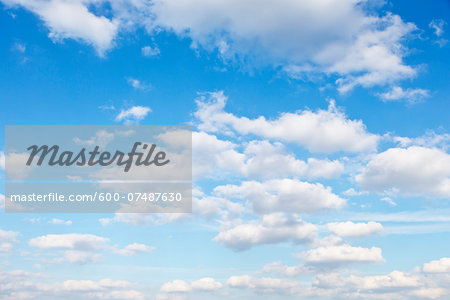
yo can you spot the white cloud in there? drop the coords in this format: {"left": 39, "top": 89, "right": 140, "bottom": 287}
{"left": 160, "top": 280, "right": 192, "bottom": 293}
{"left": 0, "top": 228, "right": 19, "bottom": 252}
{"left": 213, "top": 213, "right": 317, "bottom": 251}
{"left": 192, "top": 132, "right": 344, "bottom": 180}
{"left": 29, "top": 234, "right": 108, "bottom": 251}
{"left": 115, "top": 106, "right": 151, "bottom": 123}
{"left": 381, "top": 196, "right": 397, "bottom": 206}
{"left": 190, "top": 278, "right": 223, "bottom": 291}
{"left": 2, "top": 0, "right": 119, "bottom": 55}
{"left": 342, "top": 188, "right": 368, "bottom": 197}
{"left": 258, "top": 262, "right": 313, "bottom": 277}
{"left": 356, "top": 146, "right": 450, "bottom": 198}
{"left": 126, "top": 77, "right": 152, "bottom": 90}
{"left": 226, "top": 275, "right": 299, "bottom": 294}
{"left": 159, "top": 277, "right": 223, "bottom": 296}
{"left": 214, "top": 178, "right": 346, "bottom": 215}
{"left": 301, "top": 245, "right": 384, "bottom": 266}
{"left": 115, "top": 243, "right": 155, "bottom": 256}
{"left": 327, "top": 221, "right": 383, "bottom": 238}
{"left": 0, "top": 271, "right": 145, "bottom": 300}
{"left": 195, "top": 92, "right": 379, "bottom": 153}
{"left": 393, "top": 131, "right": 450, "bottom": 150}
{"left": 4, "top": 0, "right": 420, "bottom": 90}
{"left": 48, "top": 218, "right": 72, "bottom": 226}
{"left": 429, "top": 19, "right": 446, "bottom": 37}
{"left": 378, "top": 86, "right": 430, "bottom": 103}
{"left": 314, "top": 270, "right": 420, "bottom": 291}
{"left": 149, "top": 0, "right": 417, "bottom": 91}
{"left": 99, "top": 218, "right": 113, "bottom": 226}
{"left": 422, "top": 257, "right": 450, "bottom": 273}
{"left": 142, "top": 45, "right": 160, "bottom": 57}
{"left": 11, "top": 42, "right": 26, "bottom": 53}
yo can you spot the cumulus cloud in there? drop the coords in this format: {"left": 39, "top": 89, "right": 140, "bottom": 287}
{"left": 378, "top": 86, "right": 430, "bottom": 103}
{"left": 314, "top": 270, "right": 420, "bottom": 291}
{"left": 258, "top": 262, "right": 313, "bottom": 277}
{"left": 327, "top": 221, "right": 383, "bottom": 237}
{"left": 214, "top": 178, "right": 346, "bottom": 215}
{"left": 422, "top": 257, "right": 450, "bottom": 273}
{"left": 192, "top": 132, "right": 344, "bottom": 179}
{"left": 3, "top": 0, "right": 420, "bottom": 90}
{"left": 226, "top": 275, "right": 299, "bottom": 294}
{"left": 300, "top": 245, "right": 384, "bottom": 267}
{"left": 213, "top": 213, "right": 317, "bottom": 251}
{"left": 2, "top": 0, "right": 120, "bottom": 55}
{"left": 160, "top": 277, "right": 222, "bottom": 293}
{"left": 150, "top": 0, "right": 417, "bottom": 91}
{"left": 195, "top": 92, "right": 379, "bottom": 153}
{"left": 115, "top": 106, "right": 151, "bottom": 123}
{"left": 356, "top": 146, "right": 450, "bottom": 198}
{"left": 29, "top": 233, "right": 108, "bottom": 251}
{"left": 0, "top": 270, "right": 145, "bottom": 300}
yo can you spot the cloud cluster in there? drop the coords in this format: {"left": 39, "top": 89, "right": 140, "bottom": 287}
{"left": 195, "top": 92, "right": 379, "bottom": 153}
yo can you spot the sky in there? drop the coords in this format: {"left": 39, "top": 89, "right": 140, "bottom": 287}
{"left": 0, "top": 0, "right": 450, "bottom": 299}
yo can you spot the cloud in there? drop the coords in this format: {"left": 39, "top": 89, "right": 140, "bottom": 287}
{"left": 126, "top": 77, "right": 152, "bottom": 90}
{"left": 160, "top": 278, "right": 222, "bottom": 293}
{"left": 195, "top": 91, "right": 379, "bottom": 153}
{"left": 429, "top": 19, "right": 446, "bottom": 37}
{"left": 327, "top": 221, "right": 383, "bottom": 237}
{"left": 115, "top": 106, "right": 151, "bottom": 123}
{"left": 422, "top": 257, "right": 450, "bottom": 273}
{"left": 378, "top": 86, "right": 430, "bottom": 103}
{"left": 356, "top": 146, "right": 450, "bottom": 198}
{"left": 301, "top": 245, "right": 384, "bottom": 267}
{"left": 190, "top": 278, "right": 223, "bottom": 291}
{"left": 3, "top": 0, "right": 420, "bottom": 90}
{"left": 142, "top": 45, "right": 160, "bottom": 57}
{"left": 160, "top": 280, "right": 192, "bottom": 293}
{"left": 48, "top": 218, "right": 72, "bottom": 226}
{"left": 258, "top": 262, "right": 313, "bottom": 277}
{"left": 0, "top": 270, "right": 145, "bottom": 300}
{"left": 192, "top": 132, "right": 344, "bottom": 180}
{"left": 114, "top": 243, "right": 155, "bottom": 256}
{"left": 11, "top": 42, "right": 26, "bottom": 53}
{"left": 149, "top": 0, "right": 417, "bottom": 91}
{"left": 29, "top": 233, "right": 109, "bottom": 264}
{"left": 213, "top": 213, "right": 317, "bottom": 251}
{"left": 314, "top": 270, "right": 420, "bottom": 291}
{"left": 0, "top": 228, "right": 19, "bottom": 252}
{"left": 214, "top": 178, "right": 346, "bottom": 215}
{"left": 393, "top": 131, "right": 450, "bottom": 150}
{"left": 2, "top": 0, "right": 119, "bottom": 55}
{"left": 226, "top": 275, "right": 299, "bottom": 294}
{"left": 342, "top": 188, "right": 368, "bottom": 197}
{"left": 29, "top": 233, "right": 108, "bottom": 251}
{"left": 381, "top": 196, "right": 397, "bottom": 206}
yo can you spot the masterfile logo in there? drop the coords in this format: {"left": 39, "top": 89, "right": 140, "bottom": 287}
{"left": 4, "top": 125, "right": 192, "bottom": 213}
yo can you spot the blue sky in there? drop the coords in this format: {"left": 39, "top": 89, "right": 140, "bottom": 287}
{"left": 0, "top": 0, "right": 450, "bottom": 299}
